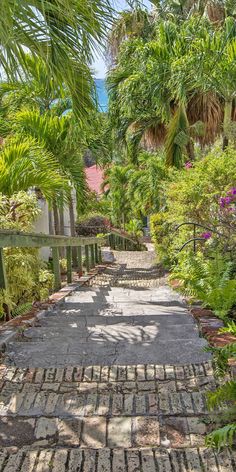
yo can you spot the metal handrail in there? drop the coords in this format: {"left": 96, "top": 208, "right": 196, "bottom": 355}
{"left": 174, "top": 222, "right": 221, "bottom": 253}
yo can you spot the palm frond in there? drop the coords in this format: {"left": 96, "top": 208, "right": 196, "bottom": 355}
{"left": 0, "top": 1, "right": 113, "bottom": 118}
{"left": 0, "top": 137, "right": 68, "bottom": 201}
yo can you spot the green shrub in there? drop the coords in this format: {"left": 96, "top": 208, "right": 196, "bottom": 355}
{"left": 170, "top": 251, "right": 236, "bottom": 319}
{"left": 0, "top": 191, "right": 54, "bottom": 319}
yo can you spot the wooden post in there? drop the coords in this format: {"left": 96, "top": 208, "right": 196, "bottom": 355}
{"left": 66, "top": 246, "right": 72, "bottom": 284}
{"left": 95, "top": 243, "right": 99, "bottom": 264}
{"left": 52, "top": 247, "right": 61, "bottom": 291}
{"left": 77, "top": 246, "right": 83, "bottom": 275}
{"left": 90, "top": 244, "right": 95, "bottom": 268}
{"left": 99, "top": 245, "right": 102, "bottom": 263}
{"left": 0, "top": 247, "right": 10, "bottom": 320}
{"left": 85, "top": 245, "right": 90, "bottom": 273}
{"left": 0, "top": 248, "right": 7, "bottom": 290}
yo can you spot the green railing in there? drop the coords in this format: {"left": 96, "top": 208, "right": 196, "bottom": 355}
{"left": 0, "top": 230, "right": 105, "bottom": 296}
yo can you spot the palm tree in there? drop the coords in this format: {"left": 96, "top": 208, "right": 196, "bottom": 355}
{"left": 14, "top": 109, "right": 88, "bottom": 241}
{"left": 102, "top": 165, "right": 131, "bottom": 228}
{"left": 0, "top": 1, "right": 113, "bottom": 118}
{"left": 128, "top": 151, "right": 166, "bottom": 213}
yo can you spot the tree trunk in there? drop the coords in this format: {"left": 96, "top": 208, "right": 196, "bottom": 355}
{"left": 53, "top": 200, "right": 60, "bottom": 235}
{"left": 186, "top": 139, "right": 195, "bottom": 161}
{"left": 48, "top": 208, "right": 54, "bottom": 235}
{"left": 223, "top": 99, "right": 232, "bottom": 150}
{"left": 69, "top": 193, "right": 77, "bottom": 267}
{"left": 59, "top": 205, "right": 65, "bottom": 258}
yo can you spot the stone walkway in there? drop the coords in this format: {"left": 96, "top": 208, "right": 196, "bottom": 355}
{"left": 0, "top": 248, "right": 235, "bottom": 470}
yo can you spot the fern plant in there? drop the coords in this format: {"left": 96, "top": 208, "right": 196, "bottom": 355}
{"left": 170, "top": 251, "right": 236, "bottom": 319}
{"left": 205, "top": 341, "right": 236, "bottom": 449}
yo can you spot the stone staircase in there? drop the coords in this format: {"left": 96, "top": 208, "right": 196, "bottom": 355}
{"left": 0, "top": 249, "right": 235, "bottom": 470}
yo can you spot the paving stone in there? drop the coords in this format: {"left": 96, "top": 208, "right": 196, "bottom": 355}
{"left": 55, "top": 368, "right": 64, "bottom": 382}
{"left": 135, "top": 394, "right": 146, "bottom": 414}
{"left": 97, "top": 394, "right": 110, "bottom": 416}
{"left": 112, "top": 449, "right": 126, "bottom": 472}
{"left": 148, "top": 393, "right": 158, "bottom": 414}
{"left": 0, "top": 450, "right": 8, "bottom": 469}
{"left": 146, "top": 365, "right": 155, "bottom": 380}
{"left": 185, "top": 450, "right": 202, "bottom": 471}
{"left": 108, "top": 417, "right": 132, "bottom": 447}
{"left": 45, "top": 392, "right": 59, "bottom": 414}
{"left": 35, "top": 450, "right": 54, "bottom": 472}
{"left": 134, "top": 417, "right": 160, "bottom": 447}
{"left": 83, "top": 449, "right": 97, "bottom": 472}
{"left": 81, "top": 417, "right": 106, "bottom": 447}
{"left": 4, "top": 452, "right": 24, "bottom": 472}
{"left": 51, "top": 449, "right": 68, "bottom": 472}
{"left": 35, "top": 417, "right": 57, "bottom": 440}
{"left": 137, "top": 381, "right": 155, "bottom": 392}
{"left": 101, "top": 366, "right": 109, "bottom": 382}
{"left": 154, "top": 450, "right": 172, "bottom": 472}
{"left": 34, "top": 368, "right": 45, "bottom": 383}
{"left": 155, "top": 366, "right": 165, "bottom": 380}
{"left": 0, "top": 417, "right": 35, "bottom": 447}
{"left": 217, "top": 449, "right": 235, "bottom": 472}
{"left": 68, "top": 449, "right": 83, "bottom": 472}
{"left": 97, "top": 449, "right": 111, "bottom": 472}
{"left": 165, "top": 365, "right": 175, "bottom": 380}
{"left": 176, "top": 450, "right": 189, "bottom": 471}
{"left": 136, "top": 365, "right": 145, "bottom": 380}
{"left": 200, "top": 449, "right": 218, "bottom": 471}
{"left": 85, "top": 393, "right": 97, "bottom": 416}
{"left": 126, "top": 450, "right": 141, "bottom": 472}
{"left": 20, "top": 451, "right": 38, "bottom": 472}
{"left": 124, "top": 394, "right": 134, "bottom": 415}
{"left": 141, "top": 449, "right": 156, "bottom": 472}
{"left": 112, "top": 394, "right": 123, "bottom": 415}
{"left": 44, "top": 368, "right": 56, "bottom": 382}
{"left": 127, "top": 366, "right": 136, "bottom": 381}
{"left": 58, "top": 418, "right": 82, "bottom": 445}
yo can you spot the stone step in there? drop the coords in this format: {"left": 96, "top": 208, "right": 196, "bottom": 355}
{"left": 0, "top": 413, "right": 210, "bottom": 448}
{"left": 0, "top": 447, "right": 235, "bottom": 471}
{"left": 1, "top": 363, "right": 214, "bottom": 384}
{"left": 0, "top": 388, "right": 211, "bottom": 418}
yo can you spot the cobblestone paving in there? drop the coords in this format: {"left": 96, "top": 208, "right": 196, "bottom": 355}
{"left": 0, "top": 249, "right": 233, "bottom": 470}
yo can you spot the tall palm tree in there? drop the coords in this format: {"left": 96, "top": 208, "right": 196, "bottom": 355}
{"left": 0, "top": 1, "right": 113, "bottom": 118}
{"left": 102, "top": 165, "right": 131, "bottom": 228}
{"left": 14, "top": 109, "right": 88, "bottom": 240}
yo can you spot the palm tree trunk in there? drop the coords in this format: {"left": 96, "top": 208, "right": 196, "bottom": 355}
{"left": 53, "top": 200, "right": 60, "bottom": 235}
{"left": 69, "top": 193, "right": 77, "bottom": 267}
{"left": 186, "top": 140, "right": 195, "bottom": 161}
{"left": 223, "top": 99, "right": 233, "bottom": 150}
{"left": 48, "top": 208, "right": 54, "bottom": 235}
{"left": 59, "top": 205, "right": 65, "bottom": 258}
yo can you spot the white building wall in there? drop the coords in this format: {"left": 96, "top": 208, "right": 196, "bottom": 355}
{"left": 33, "top": 198, "right": 50, "bottom": 260}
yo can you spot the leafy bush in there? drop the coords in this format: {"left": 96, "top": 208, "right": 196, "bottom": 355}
{"left": 0, "top": 191, "right": 54, "bottom": 319}
{"left": 76, "top": 213, "right": 110, "bottom": 236}
{"left": 152, "top": 146, "right": 236, "bottom": 266}
{"left": 126, "top": 219, "right": 143, "bottom": 241}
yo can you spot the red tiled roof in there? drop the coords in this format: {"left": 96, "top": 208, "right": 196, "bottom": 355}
{"left": 85, "top": 165, "right": 104, "bottom": 195}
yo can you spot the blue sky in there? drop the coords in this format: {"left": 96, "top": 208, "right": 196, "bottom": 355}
{"left": 93, "top": 0, "right": 151, "bottom": 78}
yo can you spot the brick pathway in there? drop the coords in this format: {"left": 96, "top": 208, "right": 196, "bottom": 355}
{"left": 0, "top": 248, "right": 235, "bottom": 470}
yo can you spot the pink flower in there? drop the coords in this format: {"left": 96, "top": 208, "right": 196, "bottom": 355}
{"left": 185, "top": 161, "right": 192, "bottom": 169}
{"left": 201, "top": 232, "right": 212, "bottom": 240}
